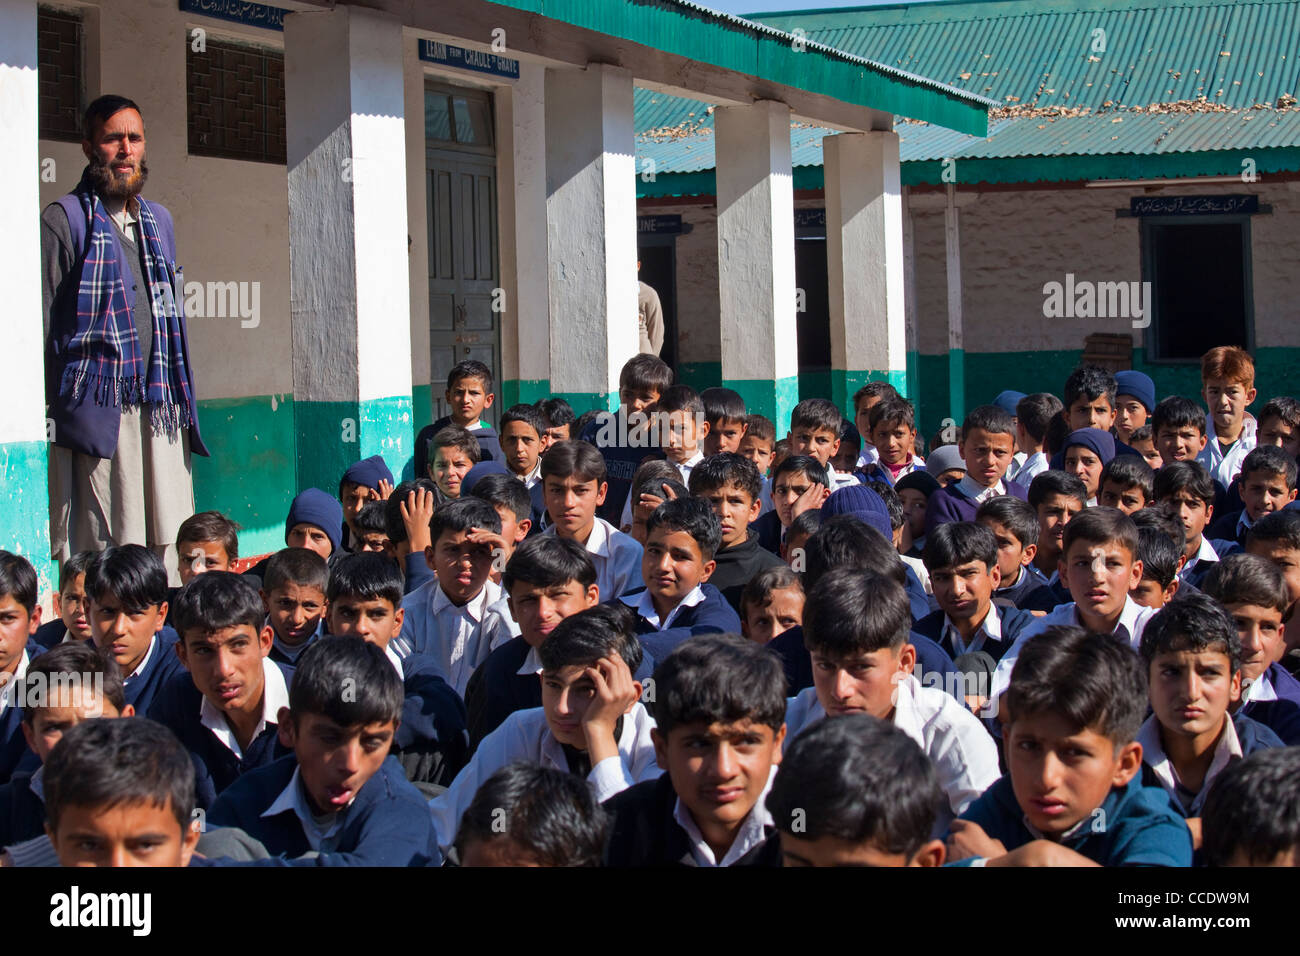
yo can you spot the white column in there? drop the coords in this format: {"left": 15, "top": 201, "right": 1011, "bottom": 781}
{"left": 284, "top": 6, "right": 413, "bottom": 490}
{"left": 498, "top": 61, "right": 550, "bottom": 405}
{"left": 544, "top": 63, "right": 638, "bottom": 409}
{"left": 1, "top": 0, "right": 52, "bottom": 580}
{"left": 824, "top": 130, "right": 908, "bottom": 411}
{"left": 715, "top": 100, "right": 797, "bottom": 430}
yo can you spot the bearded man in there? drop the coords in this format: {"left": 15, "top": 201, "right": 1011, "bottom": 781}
{"left": 41, "top": 95, "right": 207, "bottom": 569}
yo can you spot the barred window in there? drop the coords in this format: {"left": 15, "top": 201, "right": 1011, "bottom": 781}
{"left": 187, "top": 35, "right": 286, "bottom": 164}
{"left": 38, "top": 6, "right": 83, "bottom": 142}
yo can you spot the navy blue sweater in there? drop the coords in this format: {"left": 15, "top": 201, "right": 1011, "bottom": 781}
{"left": 994, "top": 563, "right": 1061, "bottom": 612}
{"left": 208, "top": 753, "right": 438, "bottom": 866}
{"left": 463, "top": 636, "right": 539, "bottom": 751}
{"left": 0, "top": 770, "right": 46, "bottom": 847}
{"left": 924, "top": 480, "right": 1029, "bottom": 538}
{"left": 579, "top": 414, "right": 666, "bottom": 526}
{"left": 749, "top": 509, "right": 784, "bottom": 557}
{"left": 391, "top": 652, "right": 470, "bottom": 788}
{"left": 624, "top": 584, "right": 742, "bottom": 663}
{"left": 911, "top": 605, "right": 1037, "bottom": 663}
{"left": 32, "top": 619, "right": 68, "bottom": 650}
{"left": 1241, "top": 662, "right": 1300, "bottom": 745}
{"left": 1, "top": 641, "right": 48, "bottom": 784}
{"left": 109, "top": 629, "right": 188, "bottom": 717}
{"left": 1205, "top": 508, "right": 1250, "bottom": 547}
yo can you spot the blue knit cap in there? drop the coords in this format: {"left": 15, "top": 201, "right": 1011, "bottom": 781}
{"left": 993, "top": 390, "right": 1026, "bottom": 418}
{"left": 821, "top": 484, "right": 894, "bottom": 541}
{"left": 1064, "top": 427, "right": 1116, "bottom": 466}
{"left": 285, "top": 488, "right": 343, "bottom": 554}
{"left": 462, "top": 460, "right": 509, "bottom": 495}
{"left": 341, "top": 454, "right": 393, "bottom": 492}
{"left": 1114, "top": 371, "right": 1156, "bottom": 414}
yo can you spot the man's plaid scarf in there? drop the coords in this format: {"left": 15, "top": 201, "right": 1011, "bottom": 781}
{"left": 60, "top": 170, "right": 194, "bottom": 438}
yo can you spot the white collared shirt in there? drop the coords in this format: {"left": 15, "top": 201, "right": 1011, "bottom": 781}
{"left": 1137, "top": 713, "right": 1242, "bottom": 816}
{"left": 515, "top": 645, "right": 543, "bottom": 677}
{"left": 622, "top": 584, "right": 706, "bottom": 631}
{"left": 126, "top": 635, "right": 156, "bottom": 683}
{"left": 1178, "top": 535, "right": 1221, "bottom": 583}
{"left": 783, "top": 677, "right": 1000, "bottom": 831}
{"left": 397, "top": 577, "right": 519, "bottom": 697}
{"left": 512, "top": 458, "right": 542, "bottom": 490}
{"left": 990, "top": 596, "right": 1153, "bottom": 701}
{"left": 1236, "top": 510, "right": 1255, "bottom": 539}
{"left": 269, "top": 616, "right": 323, "bottom": 664}
{"left": 826, "top": 464, "right": 860, "bottom": 491}
{"left": 199, "top": 657, "right": 291, "bottom": 759}
{"left": 943, "top": 602, "right": 1003, "bottom": 658}
{"left": 0, "top": 649, "right": 30, "bottom": 717}
{"left": 856, "top": 445, "right": 880, "bottom": 470}
{"left": 1241, "top": 669, "right": 1278, "bottom": 705}
{"left": 674, "top": 764, "right": 777, "bottom": 867}
{"left": 383, "top": 643, "right": 405, "bottom": 679}
{"left": 955, "top": 474, "right": 1006, "bottom": 504}
{"left": 262, "top": 766, "right": 348, "bottom": 851}
{"left": 671, "top": 450, "right": 705, "bottom": 486}
{"left": 543, "top": 517, "right": 644, "bottom": 601}
{"left": 1198, "top": 415, "right": 1256, "bottom": 487}
{"left": 1015, "top": 450, "right": 1050, "bottom": 485}
{"left": 428, "top": 702, "right": 661, "bottom": 853}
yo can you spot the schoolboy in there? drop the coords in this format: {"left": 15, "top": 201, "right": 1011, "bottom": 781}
{"left": 34, "top": 550, "right": 95, "bottom": 649}
{"left": 347, "top": 499, "right": 391, "bottom": 558}
{"left": 242, "top": 487, "right": 343, "bottom": 584}
{"left": 1201, "top": 553, "right": 1300, "bottom": 744}
{"left": 152, "top": 571, "right": 292, "bottom": 809}
{"left": 464, "top": 537, "right": 601, "bottom": 746}
{"left": 1113, "top": 370, "right": 1156, "bottom": 445}
{"left": 1128, "top": 425, "right": 1164, "bottom": 470}
{"left": 623, "top": 497, "right": 742, "bottom": 662}
{"left": 427, "top": 425, "right": 480, "bottom": 502}
{"left": 470, "top": 473, "right": 534, "bottom": 564}
{"left": 924, "top": 405, "right": 1027, "bottom": 537}
{"left": 1202, "top": 747, "right": 1300, "bottom": 866}
{"left": 540, "top": 440, "right": 644, "bottom": 603}
{"left": 1064, "top": 365, "right": 1118, "bottom": 433}
{"left": 896, "top": 470, "right": 940, "bottom": 557}
{"left": 782, "top": 509, "right": 822, "bottom": 569}
{"left": 1206, "top": 445, "right": 1297, "bottom": 546}
{"left": 260, "top": 548, "right": 328, "bottom": 666}
{"left": 623, "top": 461, "right": 685, "bottom": 541}
{"left": 1152, "top": 395, "right": 1210, "bottom": 466}
{"left": 1137, "top": 595, "right": 1280, "bottom": 831}
{"left": 1062, "top": 428, "right": 1115, "bottom": 504}
{"left": 208, "top": 636, "right": 438, "bottom": 865}
{"left": 1245, "top": 510, "right": 1300, "bottom": 625}
{"left": 859, "top": 398, "right": 924, "bottom": 487}
{"left": 398, "top": 497, "right": 518, "bottom": 697}
{"left": 0, "top": 553, "right": 44, "bottom": 783}
{"left": 948, "top": 627, "right": 1192, "bottom": 866}
{"left": 453, "top": 762, "right": 611, "bottom": 867}
{"left": 0, "top": 643, "right": 129, "bottom": 847}
{"left": 325, "top": 553, "right": 470, "bottom": 788}
{"left": 83, "top": 545, "right": 186, "bottom": 716}
{"left": 783, "top": 568, "right": 1000, "bottom": 830}
{"left": 1013, "top": 392, "right": 1063, "bottom": 486}
{"left": 688, "top": 453, "right": 783, "bottom": 614}
{"left": 852, "top": 381, "right": 899, "bottom": 469}
{"left": 43, "top": 718, "right": 201, "bottom": 867}
{"left": 788, "top": 397, "right": 858, "bottom": 490}
{"left": 535, "top": 397, "right": 576, "bottom": 448}
{"left": 832, "top": 419, "right": 862, "bottom": 476}
{"left": 976, "top": 497, "right": 1057, "bottom": 612}
{"left": 1131, "top": 520, "right": 1183, "bottom": 609}
{"left": 751, "top": 454, "right": 830, "bottom": 556}
{"left": 384, "top": 478, "right": 438, "bottom": 594}
{"left": 739, "top": 565, "right": 804, "bottom": 645}
{"left": 414, "top": 360, "right": 501, "bottom": 471}
{"left": 700, "top": 387, "right": 747, "bottom": 456}
{"left": 1198, "top": 345, "right": 1258, "bottom": 487}
{"left": 915, "top": 522, "right": 1036, "bottom": 663}
{"left": 1154, "top": 460, "right": 1236, "bottom": 587}
{"left": 1098, "top": 454, "right": 1153, "bottom": 515}
{"left": 602, "top": 634, "right": 787, "bottom": 867}
{"left": 1256, "top": 396, "right": 1300, "bottom": 458}
{"left": 176, "top": 510, "right": 240, "bottom": 586}
{"left": 499, "top": 403, "right": 546, "bottom": 486}
{"left": 990, "top": 508, "right": 1154, "bottom": 701}
{"left": 738, "top": 413, "right": 776, "bottom": 476}
{"left": 1027, "top": 470, "right": 1088, "bottom": 591}
{"left": 430, "top": 607, "right": 657, "bottom": 854}
{"left": 767, "top": 714, "right": 946, "bottom": 867}
{"left": 655, "top": 385, "right": 709, "bottom": 485}
{"left": 581, "top": 354, "right": 674, "bottom": 524}
{"left": 926, "top": 444, "right": 967, "bottom": 488}
{"left": 338, "top": 455, "right": 393, "bottom": 552}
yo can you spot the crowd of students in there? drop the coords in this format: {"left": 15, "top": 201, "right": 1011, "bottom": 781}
{"left": 2, "top": 344, "right": 1299, "bottom": 868}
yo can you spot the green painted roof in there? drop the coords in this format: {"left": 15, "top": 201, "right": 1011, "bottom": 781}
{"left": 484, "top": 0, "right": 994, "bottom": 135}
{"left": 635, "top": 0, "right": 1300, "bottom": 192}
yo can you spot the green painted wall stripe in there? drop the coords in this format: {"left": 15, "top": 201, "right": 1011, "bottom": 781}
{"left": 551, "top": 391, "right": 620, "bottom": 414}
{"left": 830, "top": 368, "right": 909, "bottom": 417}
{"left": 724, "top": 376, "right": 800, "bottom": 434}
{"left": 1, "top": 440, "right": 54, "bottom": 599}
{"left": 502, "top": 379, "right": 555, "bottom": 407}
{"left": 677, "top": 363, "right": 722, "bottom": 393}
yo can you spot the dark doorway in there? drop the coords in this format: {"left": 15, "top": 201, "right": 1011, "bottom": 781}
{"left": 795, "top": 237, "right": 831, "bottom": 400}
{"left": 637, "top": 242, "right": 677, "bottom": 370}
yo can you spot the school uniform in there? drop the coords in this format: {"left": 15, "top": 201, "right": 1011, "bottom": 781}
{"left": 395, "top": 577, "right": 519, "bottom": 698}
{"left": 671, "top": 449, "right": 705, "bottom": 486}
{"left": 32, "top": 619, "right": 70, "bottom": 650}
{"left": 708, "top": 533, "right": 785, "bottom": 615}
{"left": 924, "top": 475, "right": 1029, "bottom": 538}
{"left": 1179, "top": 535, "right": 1241, "bottom": 589}
{"left": 1012, "top": 450, "right": 1050, "bottom": 486}
{"left": 0, "top": 643, "right": 40, "bottom": 785}
{"left": 911, "top": 602, "right": 1036, "bottom": 664}
{"left": 150, "top": 657, "right": 293, "bottom": 810}
{"left": 784, "top": 676, "right": 1000, "bottom": 831}
{"left": 414, "top": 417, "right": 501, "bottom": 472}
{"left": 208, "top": 753, "right": 437, "bottom": 866}
{"left": 115, "top": 628, "right": 189, "bottom": 717}
{"left": 542, "top": 517, "right": 644, "bottom": 602}
{"left": 769, "top": 625, "right": 962, "bottom": 701}
{"left": 580, "top": 412, "right": 666, "bottom": 526}
{"left": 603, "top": 766, "right": 781, "bottom": 867}
{"left": 402, "top": 549, "right": 436, "bottom": 595}
{"left": 429, "top": 702, "right": 660, "bottom": 854}
{"left": 1204, "top": 507, "right": 1252, "bottom": 548}
{"left": 1197, "top": 415, "right": 1256, "bottom": 488}
{"left": 1239, "top": 662, "right": 1300, "bottom": 745}
{"left": 749, "top": 508, "right": 784, "bottom": 556}
{"left": 0, "top": 766, "right": 46, "bottom": 847}
{"left": 1137, "top": 712, "right": 1281, "bottom": 819}
{"left": 993, "top": 563, "right": 1060, "bottom": 612}
{"left": 621, "top": 583, "right": 742, "bottom": 663}
{"left": 757, "top": 476, "right": 775, "bottom": 517}
{"left": 382, "top": 645, "right": 470, "bottom": 788}
{"left": 858, "top": 455, "right": 925, "bottom": 488}
{"left": 954, "top": 772, "right": 1193, "bottom": 866}
{"left": 826, "top": 463, "right": 861, "bottom": 492}
{"left": 267, "top": 618, "right": 323, "bottom": 667}
{"left": 989, "top": 596, "right": 1154, "bottom": 701}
